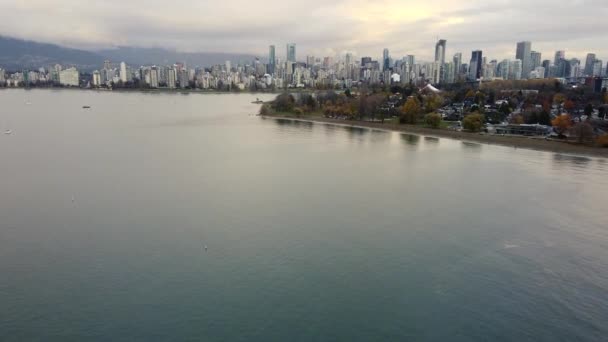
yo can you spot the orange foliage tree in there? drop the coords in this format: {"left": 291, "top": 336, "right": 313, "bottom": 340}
{"left": 552, "top": 114, "right": 572, "bottom": 137}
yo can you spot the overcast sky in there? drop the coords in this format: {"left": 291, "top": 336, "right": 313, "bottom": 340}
{"left": 3, "top": 0, "right": 608, "bottom": 63}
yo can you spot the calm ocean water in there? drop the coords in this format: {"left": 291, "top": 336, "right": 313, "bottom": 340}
{"left": 1, "top": 89, "right": 607, "bottom": 341}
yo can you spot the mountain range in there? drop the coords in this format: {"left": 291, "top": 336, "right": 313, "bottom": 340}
{"left": 0, "top": 36, "right": 261, "bottom": 71}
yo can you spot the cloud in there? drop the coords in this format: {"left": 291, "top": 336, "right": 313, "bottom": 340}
{"left": 2, "top": 0, "right": 607, "bottom": 63}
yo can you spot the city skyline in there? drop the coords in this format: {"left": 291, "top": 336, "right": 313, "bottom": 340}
{"left": 1, "top": 0, "right": 607, "bottom": 62}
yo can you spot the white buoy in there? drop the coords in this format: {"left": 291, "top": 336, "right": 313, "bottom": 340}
{"left": 204, "top": 245, "right": 208, "bottom": 251}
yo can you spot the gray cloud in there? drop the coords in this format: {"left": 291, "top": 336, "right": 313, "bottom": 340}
{"left": 2, "top": 0, "right": 607, "bottom": 63}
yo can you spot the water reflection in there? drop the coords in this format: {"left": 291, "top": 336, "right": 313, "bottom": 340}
{"left": 552, "top": 154, "right": 592, "bottom": 166}
{"left": 400, "top": 134, "right": 421, "bottom": 146}
{"left": 551, "top": 154, "right": 592, "bottom": 173}
{"left": 424, "top": 137, "right": 440, "bottom": 145}
{"left": 273, "top": 118, "right": 314, "bottom": 131}
{"left": 462, "top": 141, "right": 482, "bottom": 152}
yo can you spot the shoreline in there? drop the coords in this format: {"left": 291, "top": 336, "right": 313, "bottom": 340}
{"left": 0, "top": 87, "right": 282, "bottom": 95}
{"left": 262, "top": 115, "right": 608, "bottom": 158}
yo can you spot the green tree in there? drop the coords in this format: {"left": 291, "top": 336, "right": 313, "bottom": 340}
{"left": 424, "top": 94, "right": 444, "bottom": 113}
{"left": 273, "top": 93, "right": 295, "bottom": 112}
{"left": 499, "top": 102, "right": 512, "bottom": 116}
{"left": 538, "top": 110, "right": 552, "bottom": 125}
{"left": 463, "top": 113, "right": 485, "bottom": 132}
{"left": 424, "top": 113, "right": 442, "bottom": 128}
{"left": 584, "top": 103, "right": 593, "bottom": 117}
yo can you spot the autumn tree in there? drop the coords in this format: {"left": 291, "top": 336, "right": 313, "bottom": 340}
{"left": 570, "top": 122, "right": 595, "bottom": 144}
{"left": 510, "top": 114, "right": 525, "bottom": 125}
{"left": 553, "top": 93, "right": 566, "bottom": 105}
{"left": 463, "top": 113, "right": 485, "bottom": 132}
{"left": 424, "top": 113, "right": 442, "bottom": 128}
{"left": 551, "top": 114, "right": 572, "bottom": 138}
{"left": 564, "top": 100, "right": 575, "bottom": 111}
{"left": 400, "top": 97, "right": 421, "bottom": 124}
{"left": 597, "top": 134, "right": 608, "bottom": 147}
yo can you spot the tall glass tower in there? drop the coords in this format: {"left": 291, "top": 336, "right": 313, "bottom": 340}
{"left": 286, "top": 44, "right": 296, "bottom": 63}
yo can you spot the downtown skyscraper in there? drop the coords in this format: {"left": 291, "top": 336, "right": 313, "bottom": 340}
{"left": 382, "top": 48, "right": 390, "bottom": 71}
{"left": 268, "top": 45, "right": 276, "bottom": 74}
{"left": 435, "top": 39, "right": 446, "bottom": 65}
{"left": 516, "top": 41, "right": 532, "bottom": 79}
{"left": 469, "top": 50, "right": 483, "bottom": 80}
{"left": 286, "top": 43, "right": 296, "bottom": 63}
{"left": 585, "top": 53, "right": 597, "bottom": 76}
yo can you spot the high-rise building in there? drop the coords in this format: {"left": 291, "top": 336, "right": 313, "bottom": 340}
{"left": 405, "top": 55, "right": 415, "bottom": 66}
{"left": 585, "top": 53, "right": 597, "bottom": 76}
{"left": 497, "top": 59, "right": 510, "bottom": 79}
{"left": 509, "top": 59, "right": 523, "bottom": 80}
{"left": 530, "top": 51, "right": 542, "bottom": 70}
{"left": 59, "top": 67, "right": 79, "bottom": 87}
{"left": 516, "top": 41, "right": 532, "bottom": 79}
{"left": 453, "top": 53, "right": 462, "bottom": 81}
{"left": 542, "top": 60, "right": 551, "bottom": 78}
{"left": 150, "top": 67, "right": 159, "bottom": 88}
{"left": 103, "top": 60, "right": 111, "bottom": 70}
{"left": 345, "top": 53, "right": 352, "bottom": 66}
{"left": 92, "top": 70, "right": 101, "bottom": 86}
{"left": 469, "top": 50, "right": 483, "bottom": 80}
{"left": 167, "top": 68, "right": 176, "bottom": 89}
{"left": 268, "top": 45, "right": 276, "bottom": 74}
{"left": 554, "top": 50, "right": 565, "bottom": 65}
{"left": 286, "top": 43, "right": 296, "bottom": 63}
{"left": 592, "top": 60, "right": 603, "bottom": 77}
{"left": 569, "top": 59, "right": 582, "bottom": 78}
{"left": 383, "top": 48, "right": 390, "bottom": 71}
{"left": 435, "top": 39, "right": 446, "bottom": 65}
{"left": 120, "top": 62, "right": 128, "bottom": 83}
{"left": 306, "top": 55, "right": 315, "bottom": 67}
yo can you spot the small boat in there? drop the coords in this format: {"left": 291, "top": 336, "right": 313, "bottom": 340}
{"left": 82, "top": 106, "right": 91, "bottom": 109}
{"left": 204, "top": 245, "right": 208, "bottom": 251}
{"left": 4, "top": 130, "right": 12, "bottom": 135}
{"left": 251, "top": 98, "right": 264, "bottom": 104}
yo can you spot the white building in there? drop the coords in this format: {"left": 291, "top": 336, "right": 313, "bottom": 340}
{"left": 120, "top": 62, "right": 128, "bottom": 83}
{"left": 59, "top": 68, "right": 79, "bottom": 86}
{"left": 150, "top": 67, "right": 159, "bottom": 88}
{"left": 167, "top": 68, "right": 176, "bottom": 89}
{"left": 530, "top": 67, "right": 546, "bottom": 79}
{"left": 92, "top": 71, "right": 101, "bottom": 86}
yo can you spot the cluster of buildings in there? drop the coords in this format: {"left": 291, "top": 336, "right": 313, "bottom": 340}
{"left": 1, "top": 40, "right": 607, "bottom": 91}
{"left": 0, "top": 65, "right": 79, "bottom": 87}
